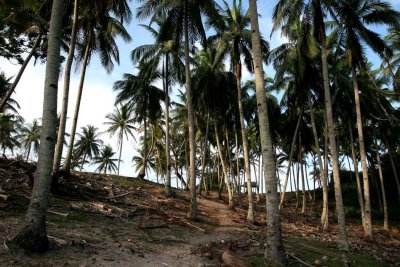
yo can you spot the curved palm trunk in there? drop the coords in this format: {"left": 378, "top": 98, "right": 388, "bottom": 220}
{"left": 352, "top": 68, "right": 373, "bottom": 239}
{"left": 214, "top": 121, "right": 233, "bottom": 208}
{"left": 236, "top": 63, "right": 254, "bottom": 222}
{"left": 349, "top": 121, "right": 366, "bottom": 226}
{"left": 375, "top": 145, "right": 389, "bottom": 230}
{"left": 12, "top": 0, "right": 64, "bottom": 252}
{"left": 300, "top": 136, "right": 306, "bottom": 214}
{"left": 184, "top": 0, "right": 198, "bottom": 220}
{"left": 248, "top": 0, "right": 286, "bottom": 264}
{"left": 308, "top": 91, "right": 328, "bottom": 229}
{"left": 63, "top": 41, "right": 91, "bottom": 172}
{"left": 53, "top": 0, "right": 79, "bottom": 173}
{"left": 164, "top": 53, "right": 171, "bottom": 196}
{"left": 0, "top": 34, "right": 42, "bottom": 112}
{"left": 25, "top": 145, "right": 32, "bottom": 162}
{"left": 279, "top": 107, "right": 303, "bottom": 208}
{"left": 321, "top": 39, "right": 349, "bottom": 251}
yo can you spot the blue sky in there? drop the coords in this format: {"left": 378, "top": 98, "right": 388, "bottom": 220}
{"left": 0, "top": 0, "right": 399, "bottom": 180}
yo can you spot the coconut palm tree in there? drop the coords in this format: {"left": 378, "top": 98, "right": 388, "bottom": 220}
{"left": 248, "top": 0, "right": 286, "bottom": 264}
{"left": 11, "top": 0, "right": 64, "bottom": 252}
{"left": 104, "top": 104, "right": 136, "bottom": 176}
{"left": 92, "top": 145, "right": 118, "bottom": 174}
{"left": 0, "top": 72, "right": 20, "bottom": 114}
{"left": 333, "top": 0, "right": 399, "bottom": 239}
{"left": 137, "top": 0, "right": 220, "bottom": 220}
{"left": 74, "top": 125, "right": 103, "bottom": 171}
{"left": 63, "top": 1, "right": 132, "bottom": 173}
{"left": 0, "top": 113, "right": 23, "bottom": 156}
{"left": 272, "top": 0, "right": 350, "bottom": 251}
{"left": 114, "top": 62, "right": 165, "bottom": 179}
{"left": 19, "top": 119, "right": 41, "bottom": 161}
{"left": 211, "top": 0, "right": 269, "bottom": 222}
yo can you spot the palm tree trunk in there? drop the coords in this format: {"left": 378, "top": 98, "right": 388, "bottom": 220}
{"left": 52, "top": 0, "right": 79, "bottom": 173}
{"left": 63, "top": 41, "right": 91, "bottom": 172}
{"left": 214, "top": 121, "right": 234, "bottom": 209}
{"left": 199, "top": 112, "right": 210, "bottom": 195}
{"left": 184, "top": 0, "right": 197, "bottom": 220}
{"left": 117, "top": 134, "right": 123, "bottom": 176}
{"left": 139, "top": 117, "right": 147, "bottom": 179}
{"left": 300, "top": 136, "right": 306, "bottom": 214}
{"left": 308, "top": 91, "right": 328, "bottom": 229}
{"left": 234, "top": 131, "right": 243, "bottom": 206}
{"left": 279, "top": 107, "right": 303, "bottom": 209}
{"left": 26, "top": 145, "right": 31, "bottom": 162}
{"left": 352, "top": 68, "right": 373, "bottom": 239}
{"left": 0, "top": 34, "right": 42, "bottom": 112}
{"left": 375, "top": 144, "right": 389, "bottom": 230}
{"left": 164, "top": 53, "right": 171, "bottom": 196}
{"left": 383, "top": 133, "right": 400, "bottom": 206}
{"left": 12, "top": 0, "right": 64, "bottom": 252}
{"left": 236, "top": 62, "right": 254, "bottom": 222}
{"left": 248, "top": 0, "right": 286, "bottom": 264}
{"left": 321, "top": 37, "right": 349, "bottom": 250}
{"left": 80, "top": 153, "right": 87, "bottom": 172}
{"left": 349, "top": 122, "right": 366, "bottom": 226}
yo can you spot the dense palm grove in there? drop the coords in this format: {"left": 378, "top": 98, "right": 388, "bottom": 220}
{"left": 1, "top": 0, "right": 400, "bottom": 265}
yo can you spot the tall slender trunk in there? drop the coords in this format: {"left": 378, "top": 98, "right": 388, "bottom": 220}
{"left": 117, "top": 134, "right": 123, "bottom": 176}
{"left": 199, "top": 113, "right": 210, "bottom": 195}
{"left": 349, "top": 122, "right": 366, "bottom": 226}
{"left": 383, "top": 133, "right": 400, "bottom": 205}
{"left": 308, "top": 91, "right": 328, "bottom": 228}
{"left": 184, "top": 0, "right": 197, "bottom": 220}
{"left": 25, "top": 145, "right": 31, "bottom": 162}
{"left": 300, "top": 136, "right": 306, "bottom": 214}
{"left": 214, "top": 121, "right": 233, "bottom": 208}
{"left": 164, "top": 53, "right": 171, "bottom": 196}
{"left": 352, "top": 68, "right": 373, "bottom": 239}
{"left": 279, "top": 107, "right": 303, "bottom": 208}
{"left": 234, "top": 131, "right": 242, "bottom": 206}
{"left": 12, "top": 0, "right": 64, "bottom": 252}
{"left": 236, "top": 62, "right": 254, "bottom": 222}
{"left": 248, "top": 0, "right": 286, "bottom": 264}
{"left": 375, "top": 144, "right": 389, "bottom": 230}
{"left": 63, "top": 41, "right": 91, "bottom": 172}
{"left": 225, "top": 127, "right": 236, "bottom": 198}
{"left": 0, "top": 34, "right": 42, "bottom": 112}
{"left": 138, "top": 115, "right": 148, "bottom": 179}
{"left": 321, "top": 35, "right": 349, "bottom": 250}
{"left": 52, "top": 0, "right": 79, "bottom": 172}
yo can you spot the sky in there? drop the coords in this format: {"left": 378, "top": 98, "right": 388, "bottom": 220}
{"left": 0, "top": 0, "right": 399, "bottom": 184}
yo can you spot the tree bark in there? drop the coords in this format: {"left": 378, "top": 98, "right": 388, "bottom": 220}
{"left": 199, "top": 112, "right": 210, "bottom": 195}
{"left": 0, "top": 34, "right": 42, "bottom": 112}
{"left": 214, "top": 121, "right": 234, "bottom": 209}
{"left": 117, "top": 134, "right": 123, "bottom": 176}
{"left": 349, "top": 122, "right": 366, "bottom": 226}
{"left": 383, "top": 133, "right": 400, "bottom": 206}
{"left": 352, "top": 68, "right": 373, "bottom": 240}
{"left": 308, "top": 91, "right": 328, "bottom": 229}
{"left": 164, "top": 52, "right": 172, "bottom": 196}
{"left": 184, "top": 0, "right": 197, "bottom": 220}
{"left": 63, "top": 41, "right": 91, "bottom": 172}
{"left": 52, "top": 0, "right": 79, "bottom": 173}
{"left": 236, "top": 62, "right": 254, "bottom": 222}
{"left": 248, "top": 0, "right": 286, "bottom": 264}
{"left": 375, "top": 144, "right": 389, "bottom": 230}
{"left": 320, "top": 34, "right": 349, "bottom": 250}
{"left": 279, "top": 107, "right": 303, "bottom": 209}
{"left": 12, "top": 0, "right": 64, "bottom": 252}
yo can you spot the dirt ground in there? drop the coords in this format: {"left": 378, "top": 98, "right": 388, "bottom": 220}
{"left": 0, "top": 159, "right": 399, "bottom": 266}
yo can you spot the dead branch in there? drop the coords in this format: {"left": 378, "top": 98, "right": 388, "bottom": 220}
{"left": 47, "top": 210, "right": 69, "bottom": 217}
{"left": 288, "top": 253, "right": 314, "bottom": 267}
